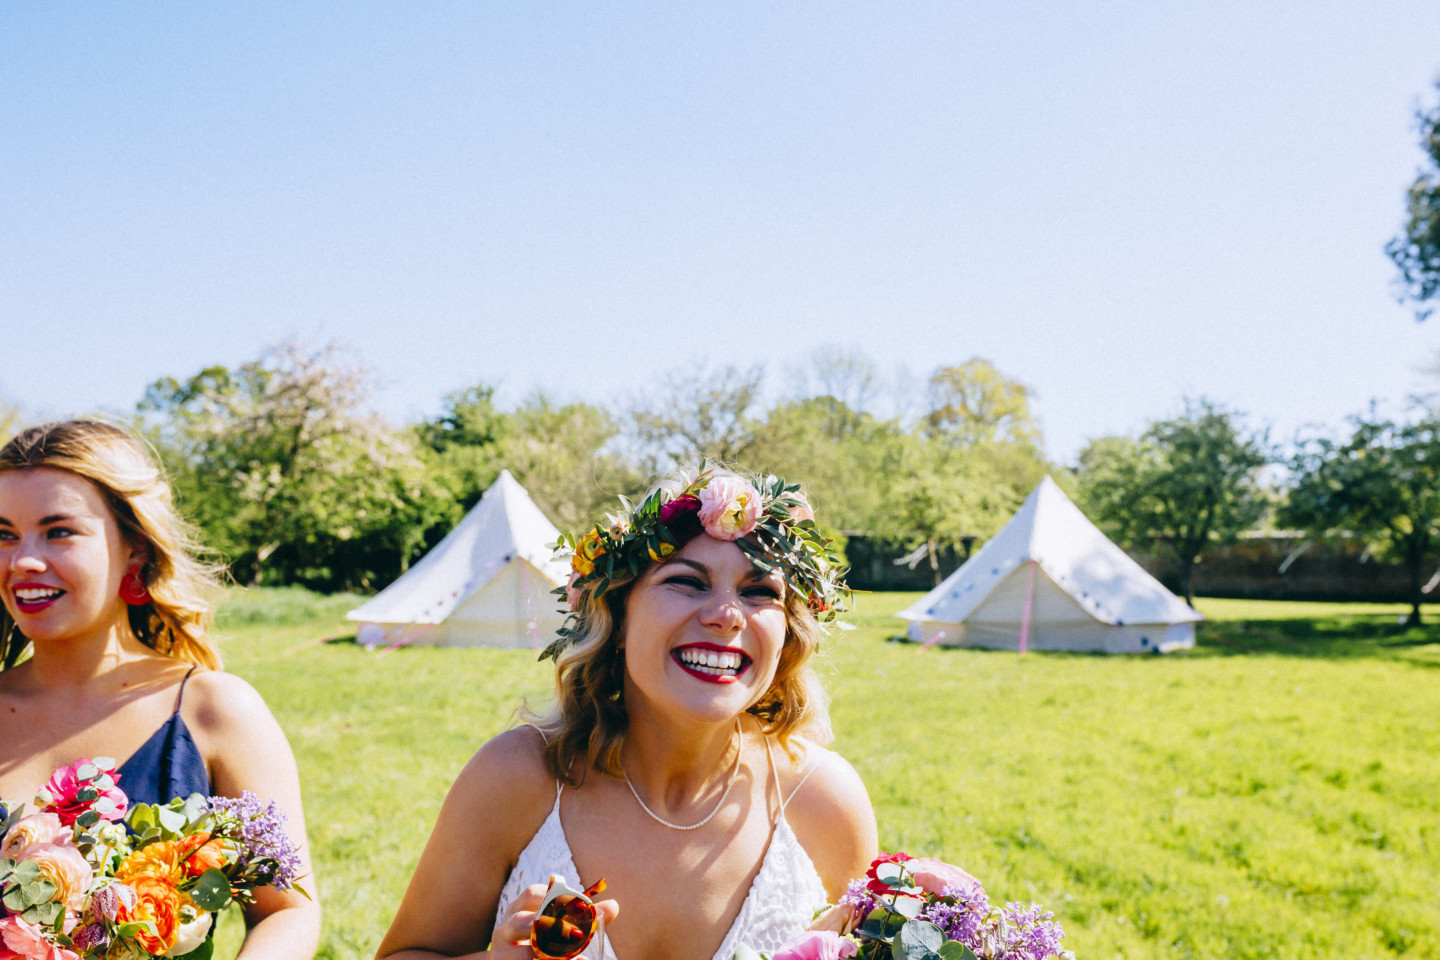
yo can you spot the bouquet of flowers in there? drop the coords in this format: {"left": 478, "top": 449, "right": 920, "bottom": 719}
{"left": 0, "top": 759, "right": 305, "bottom": 960}
{"left": 738, "top": 854, "right": 1071, "bottom": 960}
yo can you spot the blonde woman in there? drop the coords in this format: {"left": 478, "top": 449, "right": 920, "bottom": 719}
{"left": 378, "top": 469, "right": 877, "bottom": 960}
{"left": 0, "top": 420, "right": 320, "bottom": 960}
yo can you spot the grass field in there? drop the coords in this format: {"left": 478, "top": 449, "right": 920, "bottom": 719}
{"left": 211, "top": 588, "right": 1440, "bottom": 959}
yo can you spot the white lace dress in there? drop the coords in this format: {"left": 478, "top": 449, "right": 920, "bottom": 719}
{"left": 493, "top": 742, "right": 830, "bottom": 960}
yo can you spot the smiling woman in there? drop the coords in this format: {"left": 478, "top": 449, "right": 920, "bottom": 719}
{"left": 375, "top": 466, "right": 878, "bottom": 960}
{"left": 0, "top": 420, "right": 321, "bottom": 960}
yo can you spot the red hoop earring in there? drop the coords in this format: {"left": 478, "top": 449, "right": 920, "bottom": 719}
{"left": 119, "top": 567, "right": 152, "bottom": 606}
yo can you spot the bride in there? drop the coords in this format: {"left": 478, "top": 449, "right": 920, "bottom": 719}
{"left": 377, "top": 468, "right": 877, "bottom": 960}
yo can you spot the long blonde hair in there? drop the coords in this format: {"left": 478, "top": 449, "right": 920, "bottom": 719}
{"left": 525, "top": 470, "right": 833, "bottom": 786}
{"left": 0, "top": 420, "right": 224, "bottom": 670}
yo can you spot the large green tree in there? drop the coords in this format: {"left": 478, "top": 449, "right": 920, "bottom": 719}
{"left": 1388, "top": 81, "right": 1440, "bottom": 319}
{"left": 141, "top": 340, "right": 438, "bottom": 589}
{"left": 1282, "top": 416, "right": 1440, "bottom": 625}
{"left": 1077, "top": 399, "right": 1268, "bottom": 606}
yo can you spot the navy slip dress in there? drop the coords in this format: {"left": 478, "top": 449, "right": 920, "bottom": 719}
{"left": 115, "top": 666, "right": 212, "bottom": 807}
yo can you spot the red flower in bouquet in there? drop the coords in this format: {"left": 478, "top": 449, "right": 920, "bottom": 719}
{"left": 864, "top": 852, "right": 913, "bottom": 896}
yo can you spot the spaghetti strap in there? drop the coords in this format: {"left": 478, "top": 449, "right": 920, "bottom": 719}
{"left": 783, "top": 751, "right": 827, "bottom": 810}
{"left": 172, "top": 666, "right": 198, "bottom": 715}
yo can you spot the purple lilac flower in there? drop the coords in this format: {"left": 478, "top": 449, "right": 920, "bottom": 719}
{"left": 920, "top": 881, "right": 992, "bottom": 946}
{"left": 207, "top": 792, "right": 303, "bottom": 890}
{"left": 994, "top": 902, "right": 1065, "bottom": 960}
{"left": 838, "top": 877, "right": 879, "bottom": 916}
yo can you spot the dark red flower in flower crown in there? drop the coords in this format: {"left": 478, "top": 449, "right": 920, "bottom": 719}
{"left": 865, "top": 851, "right": 914, "bottom": 896}
{"left": 658, "top": 494, "right": 703, "bottom": 544}
{"left": 659, "top": 494, "right": 701, "bottom": 524}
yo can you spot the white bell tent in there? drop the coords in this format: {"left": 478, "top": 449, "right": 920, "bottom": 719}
{"left": 898, "top": 476, "right": 1201, "bottom": 654}
{"left": 347, "top": 470, "right": 571, "bottom": 649}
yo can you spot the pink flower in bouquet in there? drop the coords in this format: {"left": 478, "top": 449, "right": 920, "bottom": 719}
{"left": 0, "top": 813, "right": 69, "bottom": 860}
{"left": 0, "top": 916, "right": 82, "bottom": 960}
{"left": 36, "top": 760, "right": 127, "bottom": 827}
{"left": 788, "top": 492, "right": 815, "bottom": 523}
{"left": 18, "top": 843, "right": 94, "bottom": 913}
{"left": 697, "top": 477, "right": 762, "bottom": 541}
{"left": 909, "top": 858, "right": 982, "bottom": 899}
{"left": 771, "top": 931, "right": 858, "bottom": 960}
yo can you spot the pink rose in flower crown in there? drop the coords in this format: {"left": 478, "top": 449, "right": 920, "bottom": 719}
{"left": 909, "top": 857, "right": 982, "bottom": 899}
{"left": 770, "top": 931, "right": 858, "bottom": 960}
{"left": 17, "top": 843, "right": 93, "bottom": 914}
{"left": 36, "top": 760, "right": 127, "bottom": 827}
{"left": 0, "top": 813, "right": 70, "bottom": 860}
{"left": 697, "top": 477, "right": 762, "bottom": 541}
{"left": 0, "top": 915, "right": 82, "bottom": 960}
{"left": 565, "top": 570, "right": 584, "bottom": 611}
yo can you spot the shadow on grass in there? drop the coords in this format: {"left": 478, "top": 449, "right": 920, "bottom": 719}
{"left": 1193, "top": 615, "right": 1440, "bottom": 665}
{"left": 885, "top": 618, "right": 1440, "bottom": 666}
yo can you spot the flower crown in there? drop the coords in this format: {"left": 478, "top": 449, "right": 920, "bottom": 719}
{"left": 542, "top": 467, "right": 847, "bottom": 661}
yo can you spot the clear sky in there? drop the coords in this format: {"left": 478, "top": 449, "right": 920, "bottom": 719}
{"left": 4, "top": 2, "right": 1439, "bottom": 462}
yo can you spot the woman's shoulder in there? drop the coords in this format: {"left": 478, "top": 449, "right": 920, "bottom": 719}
{"left": 773, "top": 738, "right": 878, "bottom": 897}
{"left": 452, "top": 725, "right": 556, "bottom": 809}
{"left": 181, "top": 669, "right": 274, "bottom": 730}
{"left": 429, "top": 726, "right": 559, "bottom": 864}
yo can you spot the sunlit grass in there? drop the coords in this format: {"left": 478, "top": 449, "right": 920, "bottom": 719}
{"left": 213, "top": 589, "right": 1440, "bottom": 959}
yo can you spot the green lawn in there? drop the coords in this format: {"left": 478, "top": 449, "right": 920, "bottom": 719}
{"left": 212, "top": 588, "right": 1440, "bottom": 959}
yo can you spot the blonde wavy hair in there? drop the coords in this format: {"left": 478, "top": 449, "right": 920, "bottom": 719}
{"left": 525, "top": 470, "right": 834, "bottom": 786}
{"left": 0, "top": 420, "right": 224, "bottom": 671}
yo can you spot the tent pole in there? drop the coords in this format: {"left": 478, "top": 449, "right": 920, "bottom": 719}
{"left": 1018, "top": 559, "right": 1037, "bottom": 656}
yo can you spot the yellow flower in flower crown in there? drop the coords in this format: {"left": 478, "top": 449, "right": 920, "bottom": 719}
{"left": 572, "top": 530, "right": 607, "bottom": 577}
{"left": 648, "top": 540, "right": 676, "bottom": 562}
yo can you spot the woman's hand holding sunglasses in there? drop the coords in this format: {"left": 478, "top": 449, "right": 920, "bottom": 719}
{"left": 491, "top": 876, "right": 618, "bottom": 960}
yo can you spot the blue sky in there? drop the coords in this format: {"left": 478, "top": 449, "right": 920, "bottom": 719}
{"left": 3, "top": 2, "right": 1439, "bottom": 461}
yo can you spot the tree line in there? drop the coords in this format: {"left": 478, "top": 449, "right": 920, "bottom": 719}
{"left": 5, "top": 339, "right": 1440, "bottom": 623}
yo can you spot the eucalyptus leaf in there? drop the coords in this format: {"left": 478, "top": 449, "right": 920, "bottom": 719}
{"left": 77, "top": 810, "right": 100, "bottom": 829}
{"left": 157, "top": 805, "right": 189, "bottom": 835}
{"left": 895, "top": 920, "right": 945, "bottom": 960}
{"left": 76, "top": 763, "right": 98, "bottom": 781}
{"left": 892, "top": 894, "right": 924, "bottom": 919}
{"left": 75, "top": 785, "right": 99, "bottom": 803}
{"left": 12, "top": 859, "right": 41, "bottom": 882}
{"left": 938, "top": 943, "right": 980, "bottom": 960}
{"left": 190, "top": 868, "right": 233, "bottom": 911}
{"left": 128, "top": 805, "right": 157, "bottom": 834}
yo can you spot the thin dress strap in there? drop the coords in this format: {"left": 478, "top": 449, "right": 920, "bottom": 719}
{"left": 767, "top": 740, "right": 826, "bottom": 815}
{"left": 172, "top": 666, "right": 198, "bottom": 715}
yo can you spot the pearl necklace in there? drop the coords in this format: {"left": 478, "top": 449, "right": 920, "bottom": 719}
{"left": 621, "top": 719, "right": 744, "bottom": 831}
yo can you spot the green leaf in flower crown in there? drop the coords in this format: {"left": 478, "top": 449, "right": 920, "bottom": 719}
{"left": 938, "top": 943, "right": 980, "bottom": 960}
{"left": 894, "top": 920, "right": 945, "bottom": 960}
{"left": 190, "top": 868, "right": 233, "bottom": 911}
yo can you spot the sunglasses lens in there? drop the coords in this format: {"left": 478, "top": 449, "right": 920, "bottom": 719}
{"left": 532, "top": 894, "right": 598, "bottom": 959}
